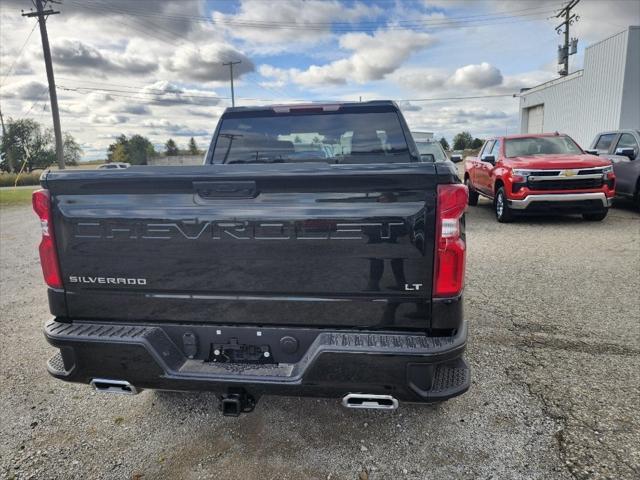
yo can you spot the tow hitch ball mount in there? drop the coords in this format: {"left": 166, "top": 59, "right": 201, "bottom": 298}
{"left": 219, "top": 388, "right": 256, "bottom": 416}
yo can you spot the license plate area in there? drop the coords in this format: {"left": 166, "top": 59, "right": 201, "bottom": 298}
{"left": 208, "top": 338, "right": 274, "bottom": 364}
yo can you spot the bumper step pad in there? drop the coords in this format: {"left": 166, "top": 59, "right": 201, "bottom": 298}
{"left": 431, "top": 360, "right": 470, "bottom": 397}
{"left": 47, "top": 351, "right": 74, "bottom": 377}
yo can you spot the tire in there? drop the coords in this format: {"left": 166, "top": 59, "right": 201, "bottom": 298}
{"left": 465, "top": 177, "right": 479, "bottom": 206}
{"left": 582, "top": 210, "right": 608, "bottom": 221}
{"left": 494, "top": 187, "right": 515, "bottom": 223}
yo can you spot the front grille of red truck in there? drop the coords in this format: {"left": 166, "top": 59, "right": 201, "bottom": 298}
{"left": 527, "top": 177, "right": 604, "bottom": 190}
{"left": 525, "top": 167, "right": 607, "bottom": 191}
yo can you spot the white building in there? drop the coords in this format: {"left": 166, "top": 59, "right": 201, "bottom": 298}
{"left": 519, "top": 26, "right": 639, "bottom": 147}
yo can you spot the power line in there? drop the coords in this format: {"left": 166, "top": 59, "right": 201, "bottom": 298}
{"left": 22, "top": 85, "right": 50, "bottom": 117}
{"left": 399, "top": 93, "right": 517, "bottom": 102}
{"left": 58, "top": 85, "right": 230, "bottom": 101}
{"left": 69, "top": 0, "right": 556, "bottom": 32}
{"left": 56, "top": 84, "right": 518, "bottom": 104}
{"left": 0, "top": 21, "right": 38, "bottom": 88}
{"left": 57, "top": 84, "right": 286, "bottom": 103}
{"left": 56, "top": 76, "right": 225, "bottom": 96}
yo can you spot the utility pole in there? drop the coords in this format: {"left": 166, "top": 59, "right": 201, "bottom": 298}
{"left": 555, "top": 0, "right": 580, "bottom": 77}
{"left": 23, "top": 0, "right": 65, "bottom": 169}
{"left": 222, "top": 60, "right": 241, "bottom": 107}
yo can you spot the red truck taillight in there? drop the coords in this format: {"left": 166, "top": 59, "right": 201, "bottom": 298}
{"left": 434, "top": 184, "right": 468, "bottom": 298}
{"left": 32, "top": 189, "right": 62, "bottom": 288}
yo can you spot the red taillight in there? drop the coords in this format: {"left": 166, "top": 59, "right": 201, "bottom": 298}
{"left": 32, "top": 189, "right": 62, "bottom": 288}
{"left": 434, "top": 184, "right": 468, "bottom": 298}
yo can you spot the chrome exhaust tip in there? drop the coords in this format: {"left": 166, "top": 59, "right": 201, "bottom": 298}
{"left": 90, "top": 378, "right": 138, "bottom": 395}
{"left": 342, "top": 393, "right": 398, "bottom": 410}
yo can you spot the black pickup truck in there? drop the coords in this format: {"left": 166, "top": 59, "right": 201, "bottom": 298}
{"left": 35, "top": 101, "right": 470, "bottom": 415}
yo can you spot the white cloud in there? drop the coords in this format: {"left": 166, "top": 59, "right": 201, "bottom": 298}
{"left": 393, "top": 68, "right": 449, "bottom": 91}
{"left": 51, "top": 39, "right": 157, "bottom": 76}
{"left": 139, "top": 81, "right": 222, "bottom": 106}
{"left": 212, "top": 0, "right": 381, "bottom": 52}
{"left": 395, "top": 62, "right": 553, "bottom": 95}
{"left": 450, "top": 62, "right": 503, "bottom": 89}
{"left": 118, "top": 104, "right": 151, "bottom": 115}
{"left": 141, "top": 118, "right": 209, "bottom": 137}
{"left": 60, "top": 103, "right": 89, "bottom": 115}
{"left": 89, "top": 114, "right": 129, "bottom": 125}
{"left": 261, "top": 29, "right": 436, "bottom": 87}
{"left": 163, "top": 43, "right": 254, "bottom": 83}
{"left": 0, "top": 80, "right": 48, "bottom": 100}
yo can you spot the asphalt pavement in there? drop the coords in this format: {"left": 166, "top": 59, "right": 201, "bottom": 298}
{"left": 0, "top": 200, "right": 638, "bottom": 480}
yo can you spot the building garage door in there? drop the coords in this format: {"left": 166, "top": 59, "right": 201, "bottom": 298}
{"left": 526, "top": 104, "right": 544, "bottom": 133}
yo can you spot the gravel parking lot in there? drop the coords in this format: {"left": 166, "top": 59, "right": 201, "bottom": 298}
{"left": 1, "top": 200, "right": 638, "bottom": 480}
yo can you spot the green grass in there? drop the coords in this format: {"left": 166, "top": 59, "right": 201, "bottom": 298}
{"left": 0, "top": 186, "right": 38, "bottom": 207}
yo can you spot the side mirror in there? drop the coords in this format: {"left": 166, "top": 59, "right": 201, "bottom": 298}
{"left": 420, "top": 153, "right": 435, "bottom": 162}
{"left": 482, "top": 155, "right": 495, "bottom": 164}
{"left": 615, "top": 147, "right": 636, "bottom": 160}
{"left": 584, "top": 149, "right": 599, "bottom": 155}
{"left": 450, "top": 154, "right": 463, "bottom": 163}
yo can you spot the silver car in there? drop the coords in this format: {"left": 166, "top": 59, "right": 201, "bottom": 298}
{"left": 587, "top": 130, "right": 640, "bottom": 208}
{"left": 98, "top": 162, "right": 130, "bottom": 170}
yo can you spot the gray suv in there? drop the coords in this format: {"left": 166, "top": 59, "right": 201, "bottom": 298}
{"left": 588, "top": 130, "right": 640, "bottom": 208}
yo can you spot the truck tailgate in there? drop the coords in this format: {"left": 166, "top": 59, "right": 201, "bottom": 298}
{"left": 45, "top": 164, "right": 437, "bottom": 330}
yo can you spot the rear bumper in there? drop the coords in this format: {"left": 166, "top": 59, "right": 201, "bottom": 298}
{"left": 44, "top": 319, "right": 470, "bottom": 403}
{"left": 508, "top": 192, "right": 612, "bottom": 212}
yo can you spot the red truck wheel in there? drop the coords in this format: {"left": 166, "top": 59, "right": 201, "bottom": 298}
{"left": 494, "top": 187, "right": 515, "bottom": 223}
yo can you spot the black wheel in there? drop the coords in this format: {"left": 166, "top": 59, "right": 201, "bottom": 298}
{"left": 465, "top": 177, "right": 479, "bottom": 206}
{"left": 582, "top": 210, "right": 608, "bottom": 221}
{"left": 494, "top": 187, "right": 515, "bottom": 223}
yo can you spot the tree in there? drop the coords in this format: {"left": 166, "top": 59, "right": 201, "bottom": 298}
{"left": 188, "top": 137, "right": 198, "bottom": 155}
{"left": 111, "top": 143, "right": 128, "bottom": 163}
{"left": 128, "top": 134, "right": 155, "bottom": 164}
{"left": 452, "top": 131, "right": 474, "bottom": 150}
{"left": 471, "top": 137, "right": 484, "bottom": 149}
{"left": 0, "top": 118, "right": 79, "bottom": 172}
{"left": 107, "top": 134, "right": 155, "bottom": 165}
{"left": 165, "top": 138, "right": 179, "bottom": 156}
{"left": 63, "top": 133, "right": 82, "bottom": 166}
{"left": 439, "top": 137, "right": 450, "bottom": 151}
{"left": 107, "top": 135, "right": 127, "bottom": 163}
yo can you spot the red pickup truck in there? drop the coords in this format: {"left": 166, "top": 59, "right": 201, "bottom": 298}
{"left": 464, "top": 133, "right": 615, "bottom": 222}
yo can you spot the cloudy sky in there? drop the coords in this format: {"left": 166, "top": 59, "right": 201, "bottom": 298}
{"left": 1, "top": 0, "right": 639, "bottom": 160}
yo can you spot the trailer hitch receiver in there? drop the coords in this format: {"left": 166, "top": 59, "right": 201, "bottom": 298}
{"left": 219, "top": 388, "right": 256, "bottom": 416}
